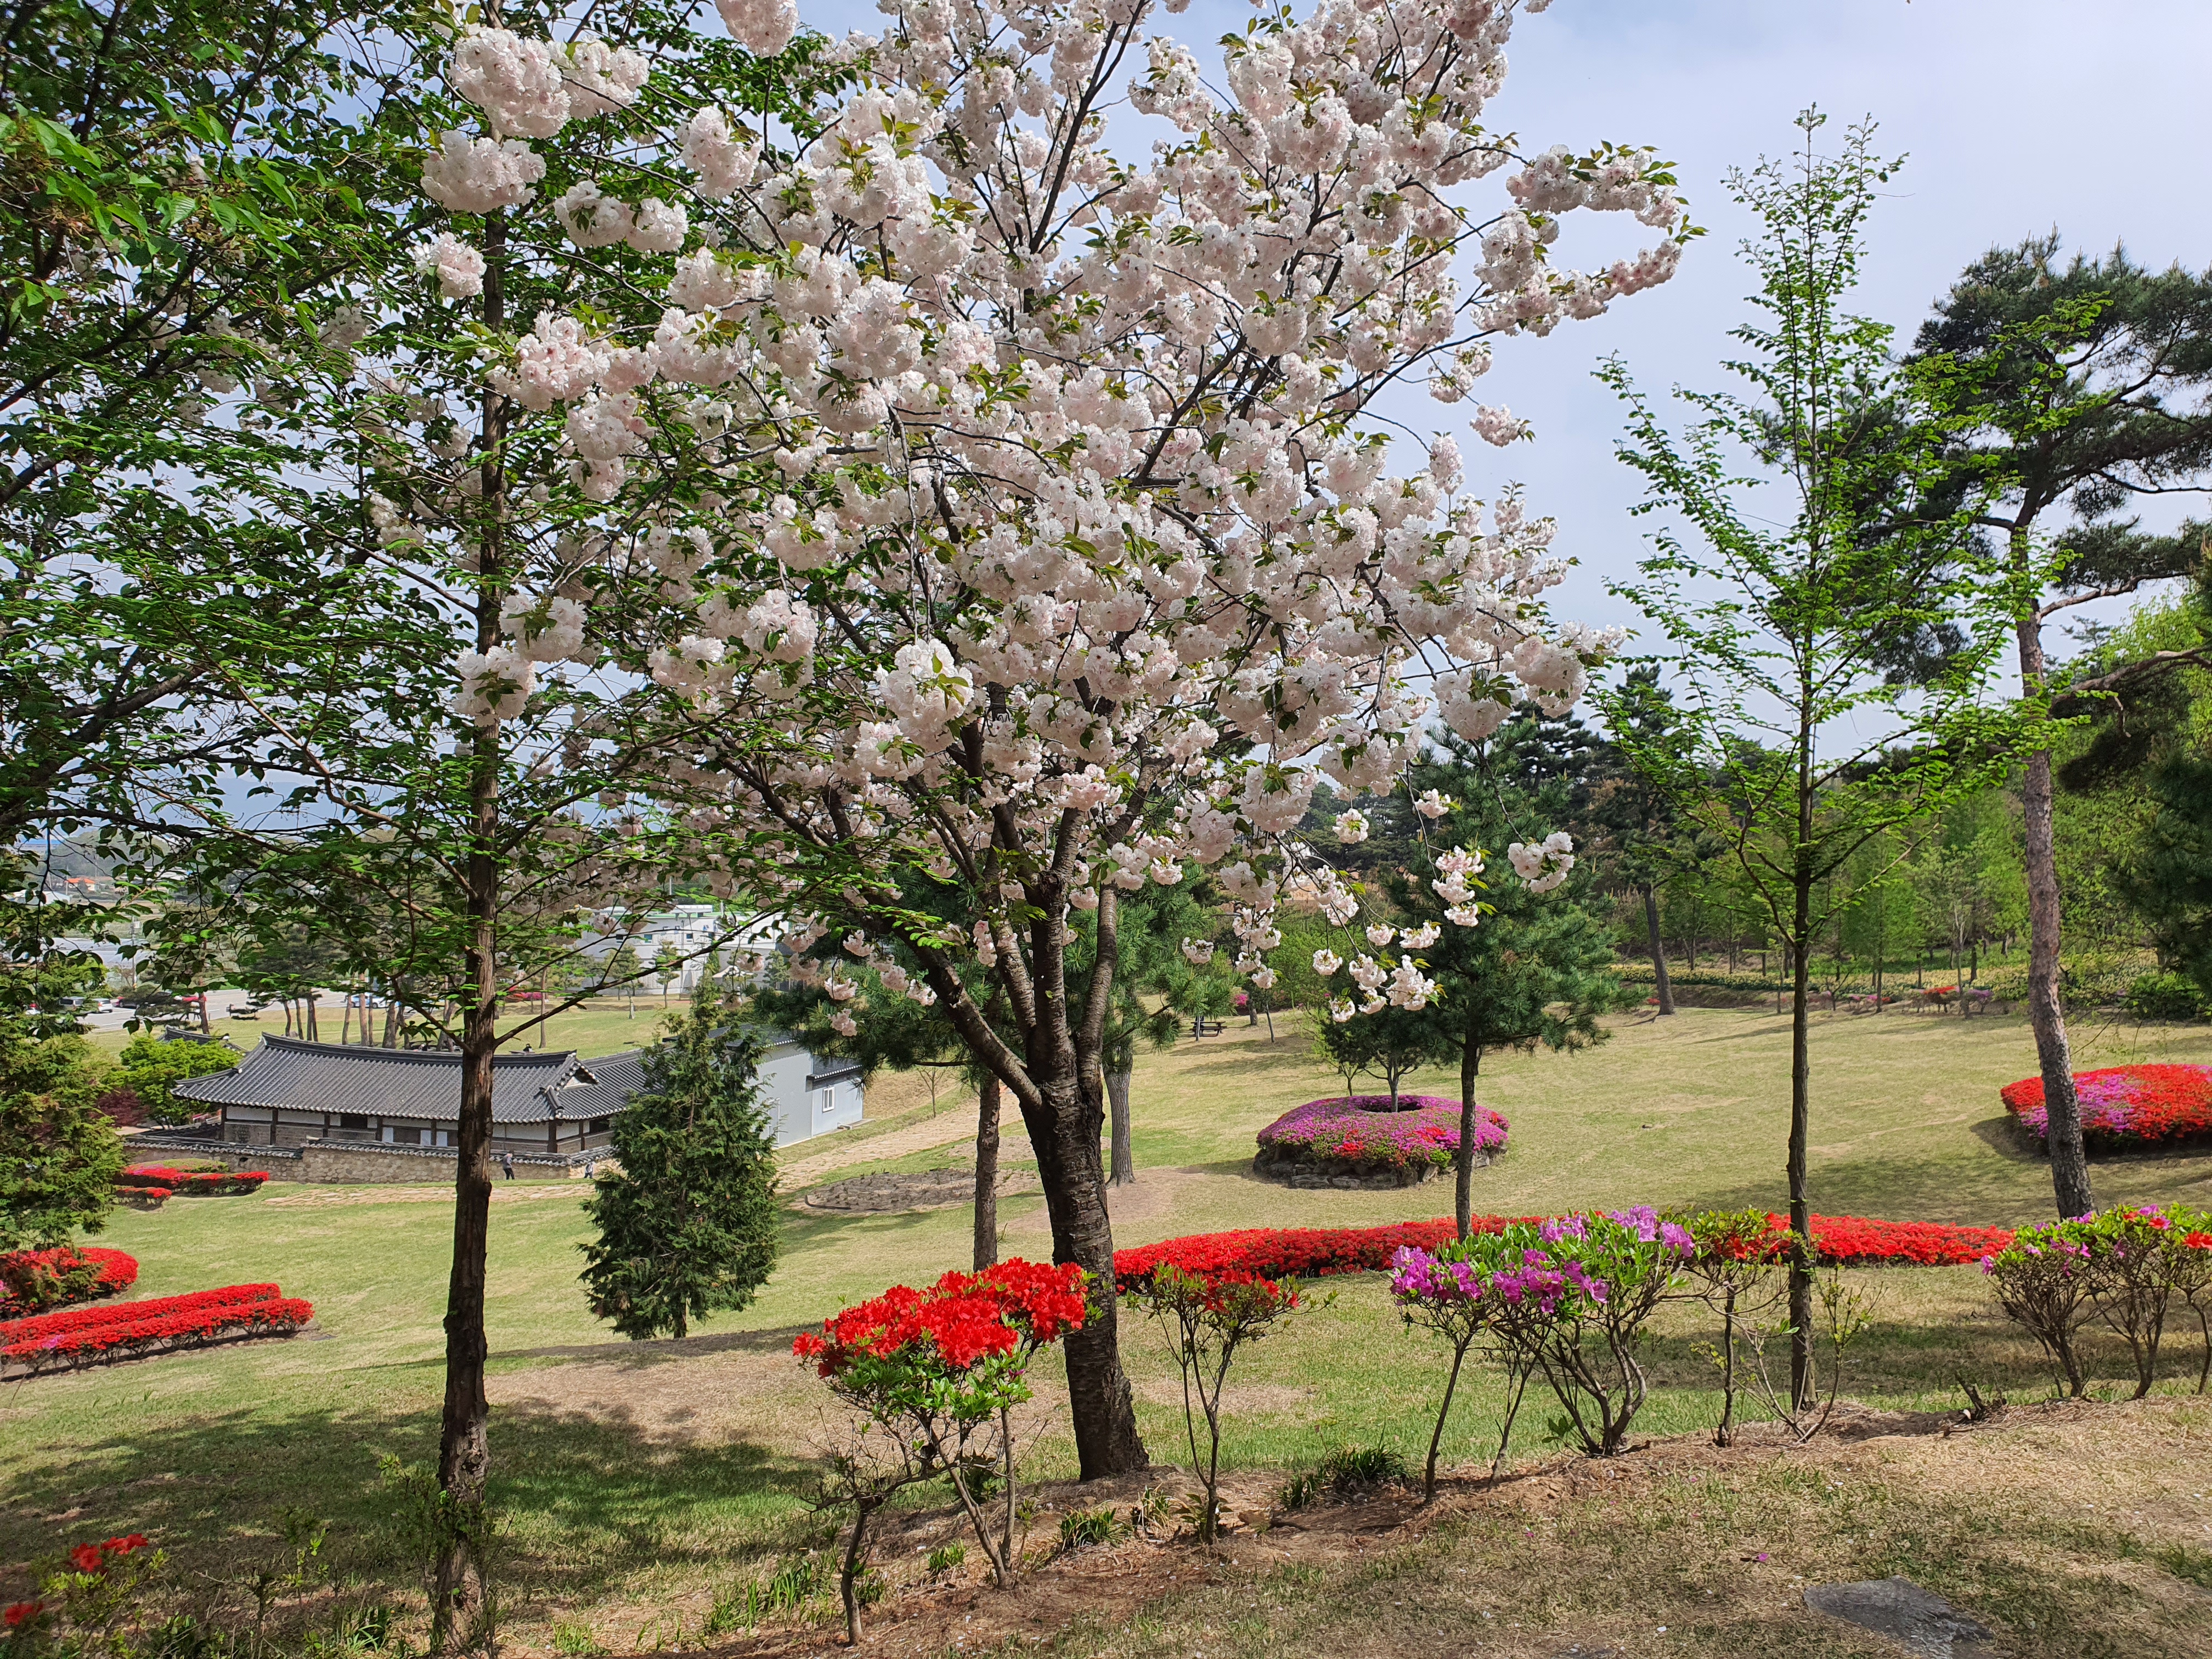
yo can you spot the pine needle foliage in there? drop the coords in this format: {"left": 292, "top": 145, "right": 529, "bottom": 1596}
{"left": 579, "top": 984, "right": 780, "bottom": 1340}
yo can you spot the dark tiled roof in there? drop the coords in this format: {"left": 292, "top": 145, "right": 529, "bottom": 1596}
{"left": 173, "top": 1036, "right": 649, "bottom": 1125}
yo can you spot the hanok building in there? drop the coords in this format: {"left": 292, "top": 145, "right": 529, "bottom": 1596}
{"left": 173, "top": 1037, "right": 651, "bottom": 1154}
{"left": 170, "top": 1031, "right": 865, "bottom": 1156}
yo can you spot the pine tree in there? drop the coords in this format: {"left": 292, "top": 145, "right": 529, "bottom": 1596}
{"left": 1390, "top": 727, "right": 1623, "bottom": 1237}
{"left": 579, "top": 986, "right": 780, "bottom": 1340}
{"left": 1, "top": 1034, "right": 125, "bottom": 1250}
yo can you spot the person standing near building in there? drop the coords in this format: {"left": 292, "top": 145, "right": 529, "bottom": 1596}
{"left": 500, "top": 1152, "right": 515, "bottom": 1181}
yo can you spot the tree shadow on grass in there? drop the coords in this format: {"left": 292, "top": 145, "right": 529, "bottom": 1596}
{"left": 0, "top": 1392, "right": 817, "bottom": 1607}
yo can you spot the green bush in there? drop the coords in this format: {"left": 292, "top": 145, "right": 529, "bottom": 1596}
{"left": 1279, "top": 1446, "right": 1408, "bottom": 1509}
{"left": 114, "top": 1033, "right": 242, "bottom": 1125}
{"left": 2125, "top": 971, "right": 2209, "bottom": 1023}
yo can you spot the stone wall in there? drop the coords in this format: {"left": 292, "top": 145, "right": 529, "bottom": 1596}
{"left": 123, "top": 1132, "right": 586, "bottom": 1185}
{"left": 300, "top": 1142, "right": 585, "bottom": 1184}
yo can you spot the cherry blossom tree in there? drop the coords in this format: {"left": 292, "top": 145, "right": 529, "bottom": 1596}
{"left": 414, "top": 0, "right": 1689, "bottom": 1478}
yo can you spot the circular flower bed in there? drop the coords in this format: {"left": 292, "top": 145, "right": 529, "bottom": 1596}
{"left": 2000, "top": 1064, "right": 2212, "bottom": 1148}
{"left": 1253, "top": 1095, "right": 1508, "bottom": 1190}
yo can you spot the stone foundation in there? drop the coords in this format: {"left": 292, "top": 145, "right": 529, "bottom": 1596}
{"left": 125, "top": 1131, "right": 588, "bottom": 1184}
{"left": 1251, "top": 1146, "right": 1485, "bottom": 1191}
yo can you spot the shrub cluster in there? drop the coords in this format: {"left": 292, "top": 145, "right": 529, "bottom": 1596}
{"left": 1253, "top": 1096, "right": 1509, "bottom": 1176}
{"left": 1, "top": 1283, "right": 311, "bottom": 1375}
{"left": 793, "top": 1260, "right": 1087, "bottom": 1642}
{"left": 1981, "top": 1205, "right": 2212, "bottom": 1397}
{"left": 0, "top": 1248, "right": 138, "bottom": 1321}
{"left": 1392, "top": 1208, "right": 1696, "bottom": 1465}
{"left": 1115, "top": 1211, "right": 2010, "bottom": 1290}
{"left": 116, "top": 1165, "right": 270, "bottom": 1197}
{"left": 2000, "top": 1064, "right": 2212, "bottom": 1147}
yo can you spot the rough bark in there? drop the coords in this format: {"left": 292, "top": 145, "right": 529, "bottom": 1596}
{"left": 432, "top": 205, "right": 505, "bottom": 1651}
{"left": 2016, "top": 600, "right": 2094, "bottom": 1218}
{"left": 1105, "top": 1066, "right": 1134, "bottom": 1185}
{"left": 972, "top": 1073, "right": 1000, "bottom": 1271}
{"left": 1454, "top": 1028, "right": 1482, "bottom": 1242}
{"left": 1642, "top": 884, "right": 1675, "bottom": 1015}
{"left": 1018, "top": 1069, "right": 1145, "bottom": 1476}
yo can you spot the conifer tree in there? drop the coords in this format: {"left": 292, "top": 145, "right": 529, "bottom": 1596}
{"left": 580, "top": 984, "right": 779, "bottom": 1340}
{"left": 1392, "top": 727, "right": 1622, "bottom": 1238}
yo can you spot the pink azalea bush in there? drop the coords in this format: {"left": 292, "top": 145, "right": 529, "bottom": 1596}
{"left": 1256, "top": 1095, "right": 1508, "bottom": 1174}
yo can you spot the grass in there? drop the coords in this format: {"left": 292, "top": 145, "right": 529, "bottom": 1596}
{"left": 6, "top": 1003, "right": 2211, "bottom": 1652}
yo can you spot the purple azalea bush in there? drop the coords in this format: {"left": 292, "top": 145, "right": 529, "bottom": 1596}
{"left": 1390, "top": 1207, "right": 1694, "bottom": 1464}
{"left": 1257, "top": 1096, "right": 1509, "bottom": 1172}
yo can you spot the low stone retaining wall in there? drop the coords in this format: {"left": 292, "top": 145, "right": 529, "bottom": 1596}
{"left": 1252, "top": 1146, "right": 1480, "bottom": 1191}
{"left": 124, "top": 1133, "right": 586, "bottom": 1185}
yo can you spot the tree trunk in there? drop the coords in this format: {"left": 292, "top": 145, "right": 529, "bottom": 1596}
{"left": 432, "top": 203, "right": 508, "bottom": 1652}
{"left": 973, "top": 1074, "right": 1001, "bottom": 1271}
{"left": 1788, "top": 899, "right": 1814, "bottom": 1411}
{"left": 2015, "top": 601, "right": 2094, "bottom": 1218}
{"left": 1454, "top": 1036, "right": 1482, "bottom": 1242}
{"left": 1642, "top": 884, "right": 1675, "bottom": 1015}
{"left": 1017, "top": 1069, "right": 1147, "bottom": 1477}
{"left": 1106, "top": 1067, "right": 1134, "bottom": 1186}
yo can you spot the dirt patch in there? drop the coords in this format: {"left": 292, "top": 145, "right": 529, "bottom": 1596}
{"left": 795, "top": 1167, "right": 1039, "bottom": 1215}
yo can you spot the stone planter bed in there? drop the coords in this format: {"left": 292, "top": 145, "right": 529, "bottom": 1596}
{"left": 1252, "top": 1095, "right": 1508, "bottom": 1192}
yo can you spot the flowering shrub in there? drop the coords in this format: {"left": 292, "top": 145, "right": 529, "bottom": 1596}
{"left": 1254, "top": 1096, "right": 1509, "bottom": 1177}
{"left": 0, "top": 1249, "right": 137, "bottom": 1321}
{"left": 1118, "top": 1220, "right": 1485, "bottom": 1290}
{"left": 1982, "top": 1205, "right": 2212, "bottom": 1398}
{"left": 2, "top": 1531, "right": 158, "bottom": 1657}
{"left": 1, "top": 1285, "right": 308, "bottom": 1377}
{"left": 1980, "top": 1217, "right": 2105, "bottom": 1397}
{"left": 2000, "top": 1065, "right": 2212, "bottom": 1147}
{"left": 1123, "top": 1263, "right": 1306, "bottom": 1538}
{"left": 1393, "top": 1209, "right": 1693, "bottom": 1462}
{"left": 1754, "top": 1212, "right": 2013, "bottom": 1268}
{"left": 4, "top": 1299, "right": 312, "bottom": 1376}
{"left": 1118, "top": 1211, "right": 2008, "bottom": 1291}
{"left": 116, "top": 1165, "right": 269, "bottom": 1197}
{"left": 795, "top": 1261, "right": 1086, "bottom": 1615}
{"left": 0, "top": 1283, "right": 281, "bottom": 1346}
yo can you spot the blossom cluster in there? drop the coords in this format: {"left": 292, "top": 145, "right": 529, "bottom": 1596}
{"left": 793, "top": 1259, "right": 1087, "bottom": 1379}
{"left": 2, "top": 1284, "right": 312, "bottom": 1376}
{"left": 1999, "top": 1064, "right": 2212, "bottom": 1147}
{"left": 1254, "top": 1094, "right": 1508, "bottom": 1172}
{"left": 380, "top": 0, "right": 1689, "bottom": 1047}
{"left": 0, "top": 1248, "right": 138, "bottom": 1321}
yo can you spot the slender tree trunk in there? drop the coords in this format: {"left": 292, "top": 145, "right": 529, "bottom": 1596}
{"left": 1788, "top": 889, "right": 1814, "bottom": 1410}
{"left": 1454, "top": 1037, "right": 1482, "bottom": 1242}
{"left": 432, "top": 204, "right": 508, "bottom": 1651}
{"left": 2017, "top": 591, "right": 2092, "bottom": 1216}
{"left": 1642, "top": 884, "right": 1675, "bottom": 1015}
{"left": 973, "top": 1074, "right": 1000, "bottom": 1271}
{"left": 1106, "top": 1066, "right": 1134, "bottom": 1186}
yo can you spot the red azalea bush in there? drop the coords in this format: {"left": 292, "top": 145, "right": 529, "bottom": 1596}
{"left": 115, "top": 1165, "right": 269, "bottom": 1197}
{"left": 1117, "top": 1212, "right": 2012, "bottom": 1290}
{"left": 795, "top": 1260, "right": 1088, "bottom": 1628}
{"left": 0, "top": 1249, "right": 139, "bottom": 1321}
{"left": 3, "top": 1291, "right": 311, "bottom": 1375}
{"left": 2000, "top": 1064, "right": 2212, "bottom": 1147}
{"left": 0, "top": 1284, "right": 282, "bottom": 1347}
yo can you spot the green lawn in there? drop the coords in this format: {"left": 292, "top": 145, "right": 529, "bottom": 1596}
{"left": 7, "top": 1003, "right": 2210, "bottom": 1651}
